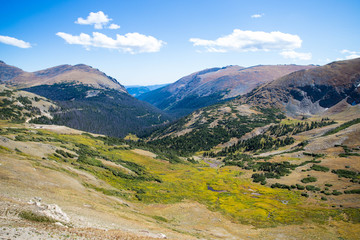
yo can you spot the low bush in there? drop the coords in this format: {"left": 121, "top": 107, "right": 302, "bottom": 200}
{"left": 310, "top": 164, "right": 329, "bottom": 172}
{"left": 344, "top": 189, "right": 360, "bottom": 194}
{"left": 301, "top": 176, "right": 317, "bottom": 183}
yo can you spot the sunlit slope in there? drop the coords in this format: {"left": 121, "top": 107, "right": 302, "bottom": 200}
{"left": 0, "top": 121, "right": 359, "bottom": 239}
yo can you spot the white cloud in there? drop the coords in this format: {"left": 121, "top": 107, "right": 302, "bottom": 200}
{"left": 56, "top": 32, "right": 165, "bottom": 54}
{"left": 340, "top": 49, "right": 360, "bottom": 59}
{"left": 346, "top": 54, "right": 360, "bottom": 59}
{"left": 75, "top": 11, "right": 111, "bottom": 29}
{"left": 251, "top": 13, "right": 263, "bottom": 18}
{"left": 0, "top": 35, "right": 31, "bottom": 48}
{"left": 108, "top": 23, "right": 120, "bottom": 30}
{"left": 189, "top": 29, "right": 302, "bottom": 53}
{"left": 280, "top": 50, "right": 312, "bottom": 60}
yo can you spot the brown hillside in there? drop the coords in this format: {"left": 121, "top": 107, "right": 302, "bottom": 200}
{"left": 0, "top": 61, "right": 127, "bottom": 92}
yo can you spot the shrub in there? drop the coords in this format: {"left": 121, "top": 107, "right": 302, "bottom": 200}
{"left": 301, "top": 193, "right": 309, "bottom": 197}
{"left": 251, "top": 173, "right": 266, "bottom": 183}
{"left": 310, "top": 164, "right": 329, "bottom": 172}
{"left": 332, "top": 169, "right": 359, "bottom": 179}
{"left": 271, "top": 183, "right": 291, "bottom": 190}
{"left": 332, "top": 190, "right": 342, "bottom": 196}
{"left": 301, "top": 176, "right": 317, "bottom": 183}
{"left": 296, "top": 184, "right": 305, "bottom": 190}
{"left": 344, "top": 189, "right": 360, "bottom": 194}
{"left": 306, "top": 185, "right": 320, "bottom": 191}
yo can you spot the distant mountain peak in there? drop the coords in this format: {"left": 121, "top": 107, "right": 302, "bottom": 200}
{"left": 0, "top": 62, "right": 126, "bottom": 93}
{"left": 139, "top": 64, "right": 315, "bottom": 117}
{"left": 244, "top": 58, "right": 360, "bottom": 116}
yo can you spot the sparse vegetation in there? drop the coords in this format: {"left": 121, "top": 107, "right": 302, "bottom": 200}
{"left": 323, "top": 118, "right": 360, "bottom": 136}
{"left": 344, "top": 189, "right": 360, "bottom": 194}
{"left": 332, "top": 169, "right": 359, "bottom": 179}
{"left": 19, "top": 211, "right": 55, "bottom": 223}
{"left": 310, "top": 164, "right": 329, "bottom": 172}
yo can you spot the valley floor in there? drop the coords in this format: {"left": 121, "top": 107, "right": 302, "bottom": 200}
{"left": 0, "top": 121, "right": 359, "bottom": 239}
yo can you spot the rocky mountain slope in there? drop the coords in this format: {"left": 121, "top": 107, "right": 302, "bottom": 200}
{"left": 244, "top": 58, "right": 360, "bottom": 116}
{"left": 139, "top": 64, "right": 315, "bottom": 117}
{"left": 148, "top": 59, "right": 360, "bottom": 156}
{"left": 0, "top": 62, "right": 172, "bottom": 137}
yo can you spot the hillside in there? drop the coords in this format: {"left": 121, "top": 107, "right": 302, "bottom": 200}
{"left": 22, "top": 83, "right": 171, "bottom": 137}
{"left": 0, "top": 60, "right": 24, "bottom": 81}
{"left": 0, "top": 62, "right": 172, "bottom": 137}
{"left": 0, "top": 84, "right": 57, "bottom": 123}
{"left": 1, "top": 117, "right": 360, "bottom": 239}
{"left": 148, "top": 59, "right": 360, "bottom": 155}
{"left": 1, "top": 58, "right": 360, "bottom": 239}
{"left": 139, "top": 64, "right": 315, "bottom": 117}
{"left": 244, "top": 58, "right": 360, "bottom": 116}
{"left": 0, "top": 61, "right": 127, "bottom": 92}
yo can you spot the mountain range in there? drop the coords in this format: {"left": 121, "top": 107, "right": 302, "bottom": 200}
{"left": 148, "top": 58, "right": 360, "bottom": 155}
{"left": 0, "top": 61, "right": 171, "bottom": 137}
{"left": 138, "top": 64, "right": 316, "bottom": 117}
{"left": 1, "top": 58, "right": 360, "bottom": 239}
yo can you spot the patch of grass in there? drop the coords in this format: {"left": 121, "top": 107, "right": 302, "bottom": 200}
{"left": 152, "top": 215, "right": 169, "bottom": 222}
{"left": 15, "top": 148, "right": 22, "bottom": 153}
{"left": 303, "top": 152, "right": 325, "bottom": 159}
{"left": 82, "top": 183, "right": 127, "bottom": 198}
{"left": 0, "top": 145, "right": 12, "bottom": 152}
{"left": 19, "top": 210, "right": 55, "bottom": 223}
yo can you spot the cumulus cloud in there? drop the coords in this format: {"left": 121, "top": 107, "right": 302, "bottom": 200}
{"left": 341, "top": 49, "right": 360, "bottom": 59}
{"left": 75, "top": 11, "right": 111, "bottom": 29}
{"left": 280, "top": 50, "right": 312, "bottom": 60}
{"left": 108, "top": 23, "right": 120, "bottom": 29}
{"left": 0, "top": 35, "right": 31, "bottom": 48}
{"left": 56, "top": 31, "right": 165, "bottom": 54}
{"left": 251, "top": 13, "right": 263, "bottom": 18}
{"left": 189, "top": 29, "right": 302, "bottom": 53}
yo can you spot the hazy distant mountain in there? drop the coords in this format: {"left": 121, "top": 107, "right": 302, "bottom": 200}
{"left": 244, "top": 58, "right": 360, "bottom": 116}
{"left": 125, "top": 83, "right": 169, "bottom": 97}
{"left": 138, "top": 64, "right": 316, "bottom": 117}
{"left": 0, "top": 61, "right": 171, "bottom": 137}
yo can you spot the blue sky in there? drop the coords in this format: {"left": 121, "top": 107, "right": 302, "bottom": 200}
{"left": 1, "top": 0, "right": 359, "bottom": 85}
